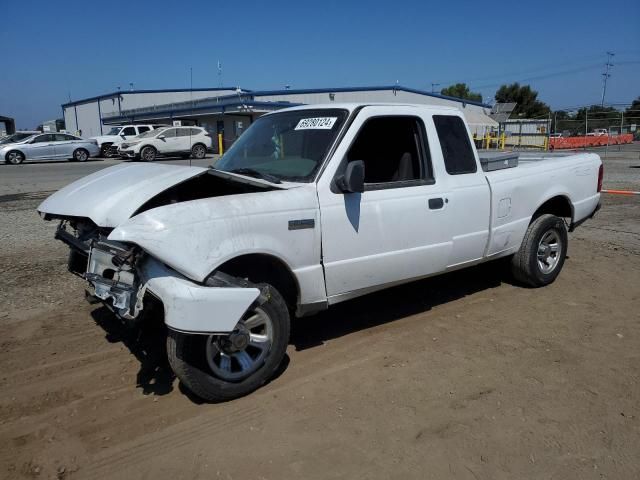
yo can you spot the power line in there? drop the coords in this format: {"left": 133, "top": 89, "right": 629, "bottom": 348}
{"left": 600, "top": 51, "right": 615, "bottom": 107}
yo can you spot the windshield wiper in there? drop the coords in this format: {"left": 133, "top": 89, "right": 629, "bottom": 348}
{"left": 228, "top": 168, "right": 282, "bottom": 184}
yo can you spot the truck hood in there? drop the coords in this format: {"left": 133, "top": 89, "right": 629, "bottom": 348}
{"left": 38, "top": 163, "right": 207, "bottom": 227}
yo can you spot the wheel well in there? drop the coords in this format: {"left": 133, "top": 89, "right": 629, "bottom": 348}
{"left": 192, "top": 142, "right": 206, "bottom": 148}
{"left": 213, "top": 254, "right": 299, "bottom": 310}
{"left": 532, "top": 196, "right": 573, "bottom": 222}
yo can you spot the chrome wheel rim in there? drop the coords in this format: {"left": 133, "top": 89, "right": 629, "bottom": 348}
{"left": 142, "top": 148, "right": 155, "bottom": 161}
{"left": 537, "top": 230, "right": 561, "bottom": 274}
{"left": 8, "top": 152, "right": 22, "bottom": 164}
{"left": 75, "top": 150, "right": 87, "bottom": 161}
{"left": 193, "top": 145, "right": 205, "bottom": 158}
{"left": 206, "top": 307, "right": 273, "bottom": 382}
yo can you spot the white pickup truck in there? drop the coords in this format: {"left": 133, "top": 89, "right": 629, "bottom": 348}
{"left": 38, "top": 103, "right": 602, "bottom": 401}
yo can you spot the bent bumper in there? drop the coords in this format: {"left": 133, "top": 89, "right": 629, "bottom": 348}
{"left": 80, "top": 238, "right": 260, "bottom": 334}
{"left": 139, "top": 259, "right": 260, "bottom": 334}
{"left": 569, "top": 200, "right": 601, "bottom": 232}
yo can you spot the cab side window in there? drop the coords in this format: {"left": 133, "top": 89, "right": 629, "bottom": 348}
{"left": 121, "top": 127, "right": 136, "bottom": 136}
{"left": 433, "top": 115, "right": 477, "bottom": 175}
{"left": 137, "top": 126, "right": 150, "bottom": 134}
{"left": 346, "top": 116, "right": 431, "bottom": 188}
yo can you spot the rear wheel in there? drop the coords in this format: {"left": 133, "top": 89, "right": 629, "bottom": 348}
{"left": 5, "top": 150, "right": 25, "bottom": 165}
{"left": 167, "top": 282, "right": 290, "bottom": 402}
{"left": 191, "top": 144, "right": 206, "bottom": 159}
{"left": 73, "top": 148, "right": 89, "bottom": 162}
{"left": 511, "top": 214, "right": 568, "bottom": 287}
{"left": 140, "top": 146, "right": 157, "bottom": 161}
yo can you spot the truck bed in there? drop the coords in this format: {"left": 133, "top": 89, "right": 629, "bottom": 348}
{"left": 479, "top": 151, "right": 601, "bottom": 259}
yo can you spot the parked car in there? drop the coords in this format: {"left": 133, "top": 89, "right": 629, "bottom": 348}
{"left": 90, "top": 124, "right": 166, "bottom": 157}
{"left": 549, "top": 133, "right": 562, "bottom": 138}
{"left": 593, "top": 128, "right": 609, "bottom": 136}
{"left": 0, "top": 131, "right": 40, "bottom": 145}
{"left": 2, "top": 133, "right": 99, "bottom": 164}
{"left": 39, "top": 103, "right": 602, "bottom": 401}
{"left": 117, "top": 126, "right": 211, "bottom": 161}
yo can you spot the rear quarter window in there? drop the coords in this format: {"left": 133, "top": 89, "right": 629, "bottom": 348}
{"left": 433, "top": 115, "right": 477, "bottom": 175}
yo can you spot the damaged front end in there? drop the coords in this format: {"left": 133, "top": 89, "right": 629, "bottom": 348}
{"left": 56, "top": 220, "right": 145, "bottom": 321}
{"left": 54, "top": 220, "right": 261, "bottom": 334}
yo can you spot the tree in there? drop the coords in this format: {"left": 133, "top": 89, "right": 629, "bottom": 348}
{"left": 440, "top": 83, "right": 482, "bottom": 103}
{"left": 626, "top": 96, "right": 640, "bottom": 115}
{"left": 494, "top": 83, "right": 550, "bottom": 118}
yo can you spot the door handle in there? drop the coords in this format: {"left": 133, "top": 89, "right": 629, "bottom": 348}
{"left": 428, "top": 198, "right": 445, "bottom": 210}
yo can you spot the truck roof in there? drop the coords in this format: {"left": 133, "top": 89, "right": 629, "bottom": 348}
{"left": 270, "top": 102, "right": 463, "bottom": 115}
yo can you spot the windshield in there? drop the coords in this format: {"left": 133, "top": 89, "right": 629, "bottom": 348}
{"left": 216, "top": 109, "right": 348, "bottom": 182}
{"left": 106, "top": 127, "right": 122, "bottom": 135}
{"left": 0, "top": 133, "right": 35, "bottom": 145}
{"left": 136, "top": 127, "right": 166, "bottom": 139}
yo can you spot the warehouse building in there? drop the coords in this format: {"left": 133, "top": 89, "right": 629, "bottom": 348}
{"left": 62, "top": 85, "right": 497, "bottom": 150}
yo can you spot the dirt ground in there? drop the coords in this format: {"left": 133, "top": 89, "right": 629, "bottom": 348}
{"left": 1, "top": 149, "right": 639, "bottom": 479}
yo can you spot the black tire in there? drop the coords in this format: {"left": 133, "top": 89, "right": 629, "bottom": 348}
{"left": 5, "top": 150, "right": 25, "bottom": 165}
{"left": 511, "top": 214, "right": 568, "bottom": 287}
{"left": 167, "top": 283, "right": 290, "bottom": 402}
{"left": 100, "top": 143, "right": 113, "bottom": 157}
{"left": 140, "top": 146, "right": 157, "bottom": 162}
{"left": 191, "top": 143, "right": 207, "bottom": 159}
{"left": 73, "top": 148, "right": 89, "bottom": 162}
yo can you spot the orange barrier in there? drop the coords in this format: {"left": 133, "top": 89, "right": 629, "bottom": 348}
{"left": 601, "top": 189, "right": 640, "bottom": 196}
{"left": 549, "top": 134, "right": 634, "bottom": 150}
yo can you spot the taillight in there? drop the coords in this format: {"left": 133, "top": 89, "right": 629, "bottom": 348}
{"left": 597, "top": 164, "right": 603, "bottom": 193}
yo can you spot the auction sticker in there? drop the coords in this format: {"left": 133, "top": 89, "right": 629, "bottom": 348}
{"left": 295, "top": 117, "right": 337, "bottom": 130}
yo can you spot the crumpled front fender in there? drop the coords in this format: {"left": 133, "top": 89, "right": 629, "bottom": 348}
{"left": 139, "top": 258, "right": 259, "bottom": 334}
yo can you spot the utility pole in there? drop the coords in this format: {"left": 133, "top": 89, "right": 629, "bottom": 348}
{"left": 600, "top": 51, "right": 614, "bottom": 107}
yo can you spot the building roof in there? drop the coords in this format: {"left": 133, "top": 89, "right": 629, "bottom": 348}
{"left": 62, "top": 85, "right": 491, "bottom": 109}
{"left": 61, "top": 87, "right": 249, "bottom": 108}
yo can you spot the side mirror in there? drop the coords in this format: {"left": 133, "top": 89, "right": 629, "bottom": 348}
{"left": 157, "top": 134, "right": 166, "bottom": 140}
{"left": 336, "top": 160, "right": 365, "bottom": 193}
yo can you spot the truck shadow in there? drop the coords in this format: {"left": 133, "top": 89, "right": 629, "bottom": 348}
{"left": 290, "top": 261, "right": 508, "bottom": 351}
{"left": 91, "top": 306, "right": 176, "bottom": 397}
{"left": 88, "top": 260, "right": 511, "bottom": 399}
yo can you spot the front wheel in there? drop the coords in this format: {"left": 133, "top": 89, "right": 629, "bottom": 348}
{"left": 140, "top": 146, "right": 157, "bottom": 161}
{"left": 5, "top": 150, "right": 25, "bottom": 165}
{"left": 511, "top": 214, "right": 568, "bottom": 287}
{"left": 100, "top": 143, "right": 113, "bottom": 157}
{"left": 167, "top": 283, "right": 290, "bottom": 402}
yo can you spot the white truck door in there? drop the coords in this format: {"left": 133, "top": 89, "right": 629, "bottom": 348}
{"left": 430, "top": 114, "right": 491, "bottom": 267}
{"left": 317, "top": 109, "right": 453, "bottom": 299}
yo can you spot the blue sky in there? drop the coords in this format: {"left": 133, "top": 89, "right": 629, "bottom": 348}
{"left": 1, "top": 0, "right": 638, "bottom": 128}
